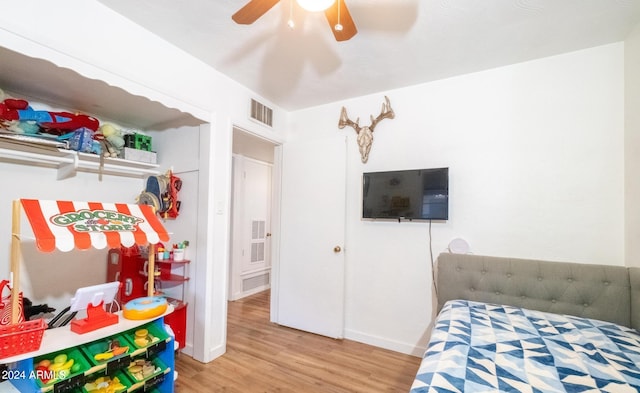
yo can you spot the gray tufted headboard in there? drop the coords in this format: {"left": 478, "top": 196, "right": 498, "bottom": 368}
{"left": 436, "top": 253, "right": 637, "bottom": 329}
{"left": 629, "top": 267, "right": 640, "bottom": 330}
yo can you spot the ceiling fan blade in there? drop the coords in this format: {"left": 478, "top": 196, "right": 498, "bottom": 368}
{"left": 232, "top": 0, "right": 281, "bottom": 25}
{"left": 325, "top": 1, "right": 357, "bottom": 41}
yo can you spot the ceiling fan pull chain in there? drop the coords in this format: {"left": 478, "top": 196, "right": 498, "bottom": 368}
{"left": 335, "top": 0, "right": 343, "bottom": 31}
{"left": 288, "top": 0, "right": 295, "bottom": 29}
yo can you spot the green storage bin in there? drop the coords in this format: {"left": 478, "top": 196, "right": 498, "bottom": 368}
{"left": 33, "top": 347, "right": 90, "bottom": 388}
{"left": 80, "top": 334, "right": 133, "bottom": 367}
{"left": 124, "top": 356, "right": 167, "bottom": 385}
{"left": 81, "top": 370, "right": 132, "bottom": 393}
{"left": 123, "top": 322, "right": 169, "bottom": 350}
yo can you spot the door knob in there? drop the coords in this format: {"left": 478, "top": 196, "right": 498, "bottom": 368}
{"left": 266, "top": 233, "right": 272, "bottom": 237}
{"left": 334, "top": 246, "right": 342, "bottom": 253}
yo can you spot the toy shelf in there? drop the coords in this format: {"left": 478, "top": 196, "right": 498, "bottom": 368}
{"left": 6, "top": 315, "right": 175, "bottom": 393}
{"left": 153, "top": 259, "right": 190, "bottom": 287}
{"left": 0, "top": 306, "right": 173, "bottom": 365}
{"left": 155, "top": 260, "right": 189, "bottom": 351}
{"left": 158, "top": 274, "right": 189, "bottom": 284}
{"left": 156, "top": 260, "right": 190, "bottom": 268}
{"left": 0, "top": 138, "right": 159, "bottom": 180}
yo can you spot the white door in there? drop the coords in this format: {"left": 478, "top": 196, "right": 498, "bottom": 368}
{"left": 230, "top": 156, "right": 272, "bottom": 300}
{"left": 276, "top": 135, "right": 346, "bottom": 338}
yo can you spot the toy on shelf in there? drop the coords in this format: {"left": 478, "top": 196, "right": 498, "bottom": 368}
{"left": 137, "top": 170, "right": 182, "bottom": 219}
{"left": 68, "top": 282, "right": 121, "bottom": 334}
{"left": 172, "top": 241, "right": 189, "bottom": 261}
{"left": 0, "top": 277, "right": 47, "bottom": 360}
{"left": 0, "top": 88, "right": 38, "bottom": 134}
{"left": 95, "top": 123, "right": 125, "bottom": 158}
{"left": 0, "top": 91, "right": 99, "bottom": 135}
{"left": 124, "top": 133, "right": 152, "bottom": 151}
{"left": 58, "top": 127, "right": 95, "bottom": 153}
{"left": 122, "top": 296, "right": 168, "bottom": 320}
{"left": 33, "top": 348, "right": 90, "bottom": 387}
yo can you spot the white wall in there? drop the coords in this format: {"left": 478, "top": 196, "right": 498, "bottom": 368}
{"left": 147, "top": 125, "right": 201, "bottom": 357}
{"left": 289, "top": 43, "right": 625, "bottom": 355}
{"left": 626, "top": 23, "right": 640, "bottom": 268}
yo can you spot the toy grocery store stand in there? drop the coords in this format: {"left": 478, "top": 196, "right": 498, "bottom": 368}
{"left": 2, "top": 198, "right": 176, "bottom": 393}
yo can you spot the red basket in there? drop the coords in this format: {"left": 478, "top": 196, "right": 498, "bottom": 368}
{"left": 0, "top": 318, "right": 46, "bottom": 359}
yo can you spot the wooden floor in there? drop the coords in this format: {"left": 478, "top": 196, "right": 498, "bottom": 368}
{"left": 175, "top": 290, "right": 421, "bottom": 392}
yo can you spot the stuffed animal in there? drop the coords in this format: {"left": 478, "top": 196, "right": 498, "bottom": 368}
{"left": 1, "top": 119, "right": 39, "bottom": 134}
{"left": 0, "top": 88, "right": 23, "bottom": 131}
{"left": 101, "top": 123, "right": 125, "bottom": 156}
{"left": 92, "top": 123, "right": 125, "bottom": 158}
{"left": 0, "top": 89, "right": 35, "bottom": 134}
{"left": 0, "top": 89, "right": 99, "bottom": 134}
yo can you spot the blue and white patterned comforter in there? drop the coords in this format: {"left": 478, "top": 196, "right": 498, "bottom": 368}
{"left": 411, "top": 300, "right": 640, "bottom": 392}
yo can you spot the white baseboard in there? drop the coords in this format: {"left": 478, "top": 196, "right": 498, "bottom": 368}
{"left": 344, "top": 328, "right": 426, "bottom": 357}
{"left": 208, "top": 342, "right": 226, "bottom": 361}
{"left": 181, "top": 343, "right": 194, "bottom": 357}
{"left": 230, "top": 284, "right": 270, "bottom": 301}
{"left": 180, "top": 342, "right": 225, "bottom": 363}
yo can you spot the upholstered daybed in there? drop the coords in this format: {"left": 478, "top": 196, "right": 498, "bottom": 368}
{"left": 411, "top": 253, "right": 640, "bottom": 392}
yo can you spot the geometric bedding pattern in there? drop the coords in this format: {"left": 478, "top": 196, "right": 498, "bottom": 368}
{"left": 410, "top": 300, "right": 640, "bottom": 393}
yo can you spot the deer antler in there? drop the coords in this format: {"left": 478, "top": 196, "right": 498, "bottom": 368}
{"left": 338, "top": 107, "right": 361, "bottom": 133}
{"left": 369, "top": 96, "right": 394, "bottom": 132}
{"left": 337, "top": 96, "right": 395, "bottom": 164}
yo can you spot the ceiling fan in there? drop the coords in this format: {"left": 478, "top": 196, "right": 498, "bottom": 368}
{"left": 232, "top": 0, "right": 358, "bottom": 42}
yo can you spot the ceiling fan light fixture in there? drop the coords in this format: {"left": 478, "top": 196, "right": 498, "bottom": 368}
{"left": 296, "top": 0, "right": 335, "bottom": 12}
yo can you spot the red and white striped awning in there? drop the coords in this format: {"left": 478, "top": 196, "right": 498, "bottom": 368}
{"left": 20, "top": 199, "right": 170, "bottom": 252}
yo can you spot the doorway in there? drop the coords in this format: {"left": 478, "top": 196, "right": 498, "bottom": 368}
{"left": 229, "top": 127, "right": 277, "bottom": 302}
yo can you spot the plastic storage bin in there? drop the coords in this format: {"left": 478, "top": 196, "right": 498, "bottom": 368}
{"left": 82, "top": 370, "right": 132, "bottom": 393}
{"left": 123, "top": 322, "right": 169, "bottom": 350}
{"left": 80, "top": 334, "right": 133, "bottom": 367}
{"left": 33, "top": 347, "right": 90, "bottom": 388}
{"left": 125, "top": 357, "right": 167, "bottom": 386}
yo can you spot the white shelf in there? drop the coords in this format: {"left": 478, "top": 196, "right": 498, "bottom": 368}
{"left": 0, "top": 138, "right": 159, "bottom": 180}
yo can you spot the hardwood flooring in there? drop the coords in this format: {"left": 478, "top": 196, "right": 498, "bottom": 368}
{"left": 174, "top": 290, "right": 421, "bottom": 392}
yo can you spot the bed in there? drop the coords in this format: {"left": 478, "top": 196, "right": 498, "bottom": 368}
{"left": 410, "top": 253, "right": 640, "bottom": 392}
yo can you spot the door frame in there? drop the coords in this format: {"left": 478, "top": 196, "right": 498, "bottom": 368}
{"left": 228, "top": 125, "right": 283, "bottom": 316}
{"left": 270, "top": 144, "right": 282, "bottom": 323}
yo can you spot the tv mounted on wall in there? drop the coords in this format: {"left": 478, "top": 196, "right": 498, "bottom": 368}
{"left": 362, "top": 167, "right": 449, "bottom": 221}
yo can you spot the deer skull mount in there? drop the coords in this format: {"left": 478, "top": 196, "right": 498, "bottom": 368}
{"left": 338, "top": 96, "right": 395, "bottom": 163}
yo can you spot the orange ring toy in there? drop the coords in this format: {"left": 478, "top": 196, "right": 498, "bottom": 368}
{"left": 123, "top": 296, "right": 168, "bottom": 320}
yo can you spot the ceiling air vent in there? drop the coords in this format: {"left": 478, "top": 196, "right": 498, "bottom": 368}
{"left": 250, "top": 98, "right": 273, "bottom": 127}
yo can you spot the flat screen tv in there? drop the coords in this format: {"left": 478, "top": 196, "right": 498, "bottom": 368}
{"left": 362, "top": 168, "right": 449, "bottom": 221}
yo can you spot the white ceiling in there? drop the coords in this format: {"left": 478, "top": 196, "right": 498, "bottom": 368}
{"left": 98, "top": 0, "right": 640, "bottom": 111}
